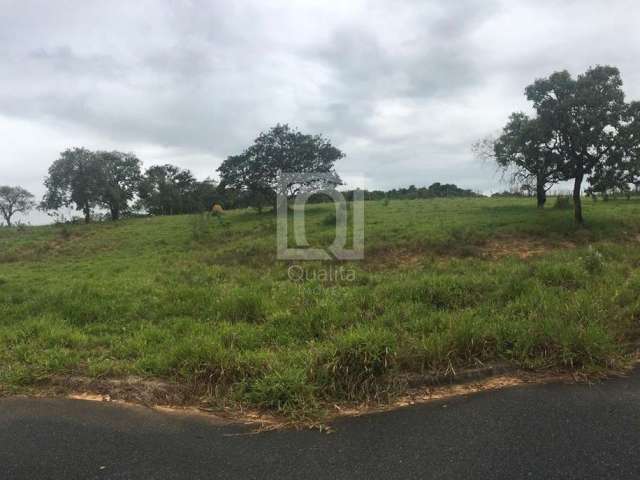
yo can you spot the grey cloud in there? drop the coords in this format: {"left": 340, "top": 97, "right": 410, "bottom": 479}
{"left": 1, "top": 0, "right": 640, "bottom": 218}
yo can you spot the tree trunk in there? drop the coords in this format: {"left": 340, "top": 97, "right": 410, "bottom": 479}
{"left": 536, "top": 175, "right": 546, "bottom": 208}
{"left": 83, "top": 205, "right": 91, "bottom": 224}
{"left": 1, "top": 207, "right": 13, "bottom": 227}
{"left": 573, "top": 171, "right": 584, "bottom": 224}
{"left": 110, "top": 207, "right": 120, "bottom": 221}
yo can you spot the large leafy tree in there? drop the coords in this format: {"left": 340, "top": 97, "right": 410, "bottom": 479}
{"left": 42, "top": 148, "right": 142, "bottom": 222}
{"left": 94, "top": 151, "right": 142, "bottom": 220}
{"left": 525, "top": 66, "right": 628, "bottom": 223}
{"left": 218, "top": 124, "right": 344, "bottom": 211}
{"left": 217, "top": 153, "right": 275, "bottom": 212}
{"left": 493, "top": 113, "right": 561, "bottom": 208}
{"left": 42, "top": 148, "right": 102, "bottom": 223}
{"left": 138, "top": 164, "right": 199, "bottom": 215}
{"left": 0, "top": 186, "right": 35, "bottom": 227}
{"left": 588, "top": 100, "right": 640, "bottom": 196}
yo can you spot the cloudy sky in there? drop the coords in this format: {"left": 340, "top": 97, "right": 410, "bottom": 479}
{"left": 2, "top": 0, "right": 640, "bottom": 223}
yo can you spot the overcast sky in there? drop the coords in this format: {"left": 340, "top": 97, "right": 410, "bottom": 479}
{"left": 2, "top": 0, "right": 640, "bottom": 223}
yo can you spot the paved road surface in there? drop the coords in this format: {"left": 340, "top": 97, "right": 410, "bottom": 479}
{"left": 2, "top": 371, "right": 640, "bottom": 479}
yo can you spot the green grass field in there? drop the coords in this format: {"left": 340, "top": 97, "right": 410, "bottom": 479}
{"left": 2, "top": 197, "right": 640, "bottom": 417}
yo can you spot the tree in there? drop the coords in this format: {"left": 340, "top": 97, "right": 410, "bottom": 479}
{"left": 493, "top": 113, "right": 561, "bottom": 208}
{"left": 217, "top": 153, "right": 275, "bottom": 212}
{"left": 525, "top": 66, "right": 628, "bottom": 223}
{"left": 94, "top": 151, "right": 142, "bottom": 220}
{"left": 42, "top": 148, "right": 101, "bottom": 223}
{"left": 42, "top": 148, "right": 142, "bottom": 222}
{"left": 588, "top": 100, "right": 640, "bottom": 197}
{"left": 218, "top": 124, "right": 344, "bottom": 211}
{"left": 138, "top": 164, "right": 198, "bottom": 215}
{"left": 0, "top": 186, "right": 35, "bottom": 227}
{"left": 192, "top": 178, "right": 224, "bottom": 211}
{"left": 625, "top": 101, "right": 640, "bottom": 192}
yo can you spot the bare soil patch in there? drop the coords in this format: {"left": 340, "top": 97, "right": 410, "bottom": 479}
{"left": 481, "top": 237, "right": 577, "bottom": 260}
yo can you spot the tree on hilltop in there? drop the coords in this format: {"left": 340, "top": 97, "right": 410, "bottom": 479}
{"left": 218, "top": 124, "right": 344, "bottom": 212}
{"left": 42, "top": 148, "right": 142, "bottom": 222}
{"left": 0, "top": 186, "right": 35, "bottom": 227}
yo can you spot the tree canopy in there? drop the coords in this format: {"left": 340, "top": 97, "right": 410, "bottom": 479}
{"left": 525, "top": 66, "right": 630, "bottom": 222}
{"left": 488, "top": 65, "right": 640, "bottom": 222}
{"left": 493, "top": 113, "right": 561, "bottom": 208}
{"left": 0, "top": 186, "right": 35, "bottom": 227}
{"left": 218, "top": 124, "right": 344, "bottom": 211}
{"left": 138, "top": 164, "right": 196, "bottom": 215}
{"left": 94, "top": 151, "right": 142, "bottom": 220}
{"left": 42, "top": 148, "right": 142, "bottom": 222}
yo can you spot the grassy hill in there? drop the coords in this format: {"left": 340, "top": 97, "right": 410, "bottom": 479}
{"left": 2, "top": 197, "right": 640, "bottom": 417}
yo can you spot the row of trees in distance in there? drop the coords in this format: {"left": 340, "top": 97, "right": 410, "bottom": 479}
{"left": 0, "top": 131, "right": 478, "bottom": 226}
{"left": 338, "top": 183, "right": 478, "bottom": 202}
{"left": 32, "top": 124, "right": 476, "bottom": 223}
{"left": 39, "top": 148, "right": 224, "bottom": 223}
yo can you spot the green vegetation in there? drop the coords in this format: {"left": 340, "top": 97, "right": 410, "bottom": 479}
{"left": 218, "top": 123, "right": 344, "bottom": 213}
{"left": 2, "top": 197, "right": 640, "bottom": 418}
{"left": 0, "top": 186, "right": 35, "bottom": 228}
{"left": 479, "top": 66, "right": 640, "bottom": 223}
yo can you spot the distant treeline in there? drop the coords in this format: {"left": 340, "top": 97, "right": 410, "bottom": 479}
{"left": 347, "top": 183, "right": 479, "bottom": 201}
{"left": 307, "top": 183, "right": 479, "bottom": 203}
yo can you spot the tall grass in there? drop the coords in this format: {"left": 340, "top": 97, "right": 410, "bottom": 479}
{"left": 1, "top": 198, "right": 640, "bottom": 416}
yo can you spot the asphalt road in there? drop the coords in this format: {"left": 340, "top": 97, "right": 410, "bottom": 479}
{"left": 2, "top": 371, "right": 640, "bottom": 480}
